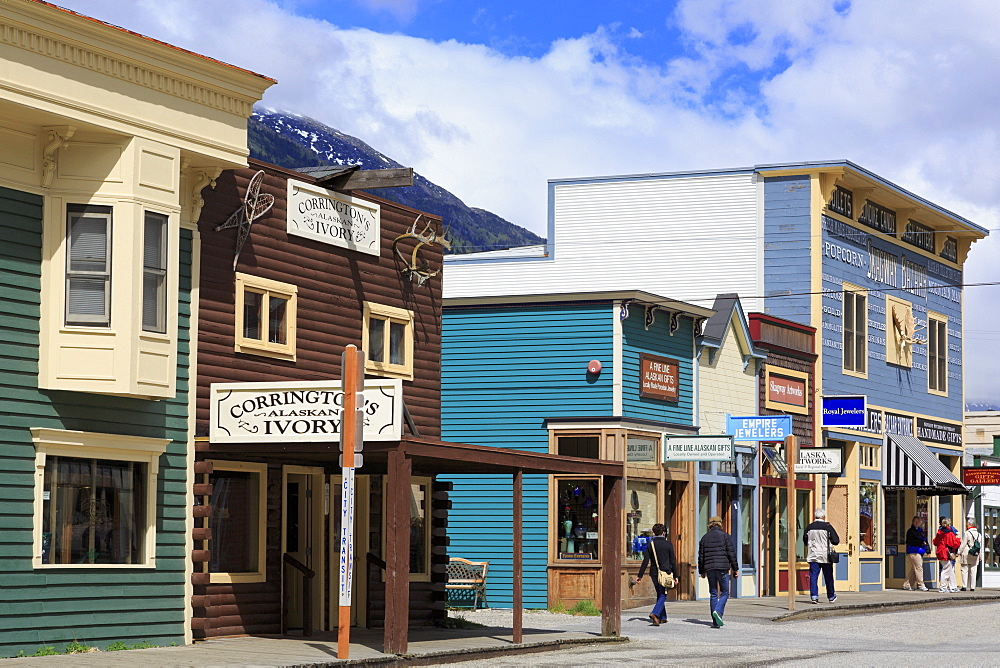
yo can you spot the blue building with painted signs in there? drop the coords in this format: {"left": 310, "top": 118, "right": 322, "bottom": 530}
{"left": 444, "top": 160, "right": 988, "bottom": 595}
{"left": 441, "top": 291, "right": 714, "bottom": 610}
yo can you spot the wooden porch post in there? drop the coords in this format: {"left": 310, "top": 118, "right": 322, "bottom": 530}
{"left": 513, "top": 468, "right": 523, "bottom": 644}
{"left": 601, "top": 474, "right": 623, "bottom": 636}
{"left": 384, "top": 448, "right": 412, "bottom": 654}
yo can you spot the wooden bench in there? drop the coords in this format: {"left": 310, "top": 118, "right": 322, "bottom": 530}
{"left": 445, "top": 557, "right": 489, "bottom": 609}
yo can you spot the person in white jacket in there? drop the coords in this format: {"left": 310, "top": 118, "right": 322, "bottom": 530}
{"left": 959, "top": 519, "right": 982, "bottom": 592}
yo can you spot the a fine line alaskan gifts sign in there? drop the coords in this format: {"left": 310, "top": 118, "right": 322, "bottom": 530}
{"left": 210, "top": 379, "right": 402, "bottom": 443}
{"left": 664, "top": 435, "right": 734, "bottom": 462}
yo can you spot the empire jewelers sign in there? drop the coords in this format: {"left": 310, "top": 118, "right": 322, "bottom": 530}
{"left": 664, "top": 435, "right": 734, "bottom": 462}
{"left": 287, "top": 180, "right": 380, "bottom": 256}
{"left": 639, "top": 353, "right": 679, "bottom": 401}
{"left": 210, "top": 380, "right": 402, "bottom": 443}
{"left": 726, "top": 415, "right": 792, "bottom": 442}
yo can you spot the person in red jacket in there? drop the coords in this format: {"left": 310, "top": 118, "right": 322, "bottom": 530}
{"left": 932, "top": 517, "right": 961, "bottom": 592}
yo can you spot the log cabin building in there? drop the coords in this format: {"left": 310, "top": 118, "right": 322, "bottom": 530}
{"left": 190, "top": 160, "right": 624, "bottom": 652}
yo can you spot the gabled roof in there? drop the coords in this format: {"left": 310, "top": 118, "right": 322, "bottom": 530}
{"left": 698, "top": 293, "right": 765, "bottom": 361}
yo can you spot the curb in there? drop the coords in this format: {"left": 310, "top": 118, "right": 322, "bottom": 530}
{"left": 770, "top": 595, "right": 1000, "bottom": 622}
{"left": 288, "top": 635, "right": 631, "bottom": 667}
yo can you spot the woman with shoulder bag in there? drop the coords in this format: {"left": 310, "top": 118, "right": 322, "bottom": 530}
{"left": 636, "top": 522, "right": 677, "bottom": 626}
{"left": 959, "top": 519, "right": 982, "bottom": 591}
{"left": 932, "top": 517, "right": 961, "bottom": 592}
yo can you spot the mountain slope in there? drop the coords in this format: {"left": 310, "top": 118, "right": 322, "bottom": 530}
{"left": 249, "top": 109, "right": 544, "bottom": 253}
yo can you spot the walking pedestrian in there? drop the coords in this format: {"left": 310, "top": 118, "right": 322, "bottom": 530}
{"left": 903, "top": 515, "right": 929, "bottom": 591}
{"left": 958, "top": 519, "right": 982, "bottom": 591}
{"left": 932, "top": 517, "right": 961, "bottom": 592}
{"left": 636, "top": 522, "right": 677, "bottom": 626}
{"left": 804, "top": 508, "right": 840, "bottom": 604}
{"left": 698, "top": 516, "right": 738, "bottom": 628}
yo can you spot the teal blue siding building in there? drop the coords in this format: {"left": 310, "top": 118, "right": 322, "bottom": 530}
{"left": 442, "top": 292, "right": 712, "bottom": 609}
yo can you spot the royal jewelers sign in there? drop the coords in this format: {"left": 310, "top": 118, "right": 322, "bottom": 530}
{"left": 287, "top": 180, "right": 380, "bottom": 256}
{"left": 821, "top": 395, "right": 867, "bottom": 428}
{"left": 210, "top": 380, "right": 402, "bottom": 443}
{"left": 640, "top": 353, "right": 679, "bottom": 401}
{"left": 664, "top": 435, "right": 734, "bottom": 462}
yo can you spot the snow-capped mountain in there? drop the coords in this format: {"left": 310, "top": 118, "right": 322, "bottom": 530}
{"left": 249, "top": 108, "right": 544, "bottom": 253}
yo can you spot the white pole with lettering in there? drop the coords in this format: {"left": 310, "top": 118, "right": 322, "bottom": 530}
{"left": 338, "top": 346, "right": 364, "bottom": 659}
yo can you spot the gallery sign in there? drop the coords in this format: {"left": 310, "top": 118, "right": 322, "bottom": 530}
{"left": 726, "top": 415, "right": 792, "bottom": 442}
{"left": 626, "top": 436, "right": 657, "bottom": 464}
{"left": 639, "top": 353, "right": 679, "bottom": 402}
{"left": 664, "top": 435, "right": 733, "bottom": 462}
{"left": 962, "top": 467, "right": 1000, "bottom": 486}
{"left": 821, "top": 395, "right": 867, "bottom": 428}
{"left": 796, "top": 447, "right": 844, "bottom": 475}
{"left": 916, "top": 418, "right": 962, "bottom": 446}
{"left": 210, "top": 379, "right": 402, "bottom": 443}
{"left": 764, "top": 368, "right": 808, "bottom": 415}
{"left": 287, "top": 180, "right": 380, "bottom": 256}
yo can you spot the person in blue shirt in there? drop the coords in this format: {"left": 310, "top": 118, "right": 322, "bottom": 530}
{"left": 903, "top": 516, "right": 929, "bottom": 591}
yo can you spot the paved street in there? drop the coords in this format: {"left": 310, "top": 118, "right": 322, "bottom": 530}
{"left": 447, "top": 601, "right": 1000, "bottom": 666}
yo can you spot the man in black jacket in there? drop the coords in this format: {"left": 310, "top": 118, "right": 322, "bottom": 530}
{"left": 698, "top": 516, "right": 739, "bottom": 628}
{"left": 636, "top": 523, "right": 677, "bottom": 626}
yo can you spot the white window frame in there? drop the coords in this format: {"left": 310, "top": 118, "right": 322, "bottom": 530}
{"left": 363, "top": 301, "right": 414, "bottom": 380}
{"left": 842, "top": 282, "right": 868, "bottom": 378}
{"left": 927, "top": 311, "right": 948, "bottom": 396}
{"left": 207, "top": 460, "right": 267, "bottom": 584}
{"left": 141, "top": 210, "right": 168, "bottom": 334}
{"left": 234, "top": 272, "right": 297, "bottom": 361}
{"left": 30, "top": 427, "right": 168, "bottom": 569}
{"left": 65, "top": 204, "right": 112, "bottom": 327}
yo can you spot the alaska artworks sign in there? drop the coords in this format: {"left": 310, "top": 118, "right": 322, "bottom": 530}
{"left": 639, "top": 353, "right": 679, "bottom": 401}
{"left": 210, "top": 380, "right": 402, "bottom": 443}
{"left": 287, "top": 180, "right": 380, "bottom": 256}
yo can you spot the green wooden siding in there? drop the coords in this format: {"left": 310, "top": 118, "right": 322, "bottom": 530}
{"left": 0, "top": 185, "right": 191, "bottom": 654}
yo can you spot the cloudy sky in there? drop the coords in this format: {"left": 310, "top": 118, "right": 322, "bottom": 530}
{"left": 57, "top": 0, "right": 1000, "bottom": 402}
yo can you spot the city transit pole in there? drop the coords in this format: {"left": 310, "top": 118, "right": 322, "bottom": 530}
{"left": 338, "top": 346, "right": 364, "bottom": 659}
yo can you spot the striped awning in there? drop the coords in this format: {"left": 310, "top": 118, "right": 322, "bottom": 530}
{"left": 883, "top": 433, "right": 968, "bottom": 496}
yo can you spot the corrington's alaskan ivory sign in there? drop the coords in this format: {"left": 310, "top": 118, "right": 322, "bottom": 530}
{"left": 639, "top": 353, "right": 679, "bottom": 401}
{"left": 664, "top": 435, "right": 734, "bottom": 462}
{"left": 287, "top": 180, "right": 380, "bottom": 256}
{"left": 210, "top": 379, "right": 402, "bottom": 443}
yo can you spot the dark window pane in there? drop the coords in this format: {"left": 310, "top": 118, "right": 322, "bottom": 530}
{"left": 269, "top": 296, "right": 287, "bottom": 344}
{"left": 244, "top": 291, "right": 263, "bottom": 340}
{"left": 369, "top": 317, "right": 385, "bottom": 362}
{"left": 209, "top": 470, "right": 260, "bottom": 574}
{"left": 389, "top": 321, "right": 405, "bottom": 365}
{"left": 557, "top": 436, "right": 600, "bottom": 459}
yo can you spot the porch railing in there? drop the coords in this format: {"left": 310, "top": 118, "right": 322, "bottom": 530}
{"left": 282, "top": 552, "right": 315, "bottom": 637}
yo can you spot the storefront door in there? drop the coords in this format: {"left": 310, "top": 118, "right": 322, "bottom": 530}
{"left": 283, "top": 466, "right": 325, "bottom": 631}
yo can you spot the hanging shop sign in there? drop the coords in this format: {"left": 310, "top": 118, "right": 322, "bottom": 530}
{"left": 796, "top": 447, "right": 844, "bottom": 475}
{"left": 210, "top": 379, "right": 402, "bottom": 443}
{"left": 664, "top": 435, "right": 734, "bottom": 462}
{"left": 639, "top": 353, "right": 679, "bottom": 401}
{"left": 821, "top": 395, "right": 867, "bottom": 428}
{"left": 764, "top": 367, "right": 809, "bottom": 415}
{"left": 962, "top": 467, "right": 1000, "bottom": 486}
{"left": 916, "top": 418, "right": 962, "bottom": 446}
{"left": 726, "top": 415, "right": 792, "bottom": 442}
{"left": 287, "top": 180, "right": 380, "bottom": 256}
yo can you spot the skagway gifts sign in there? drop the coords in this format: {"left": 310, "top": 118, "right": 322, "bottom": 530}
{"left": 287, "top": 180, "right": 380, "bottom": 256}
{"left": 765, "top": 368, "right": 808, "bottom": 414}
{"left": 639, "top": 353, "right": 679, "bottom": 401}
{"left": 210, "top": 379, "right": 402, "bottom": 443}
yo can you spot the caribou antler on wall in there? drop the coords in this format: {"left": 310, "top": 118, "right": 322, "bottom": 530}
{"left": 392, "top": 215, "right": 451, "bottom": 286}
{"left": 214, "top": 170, "right": 274, "bottom": 270}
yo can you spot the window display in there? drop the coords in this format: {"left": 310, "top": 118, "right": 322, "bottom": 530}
{"left": 556, "top": 478, "right": 600, "bottom": 560}
{"left": 209, "top": 468, "right": 261, "bottom": 574}
{"left": 741, "top": 488, "right": 754, "bottom": 567}
{"left": 859, "top": 481, "right": 879, "bottom": 551}
{"left": 984, "top": 506, "right": 1000, "bottom": 570}
{"left": 625, "top": 480, "right": 657, "bottom": 560}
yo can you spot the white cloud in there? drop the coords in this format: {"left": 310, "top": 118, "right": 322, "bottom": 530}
{"left": 53, "top": 0, "right": 1000, "bottom": 399}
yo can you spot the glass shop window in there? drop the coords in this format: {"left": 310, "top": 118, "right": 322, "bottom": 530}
{"left": 984, "top": 507, "right": 1000, "bottom": 570}
{"left": 625, "top": 480, "right": 658, "bottom": 560}
{"left": 42, "top": 455, "right": 146, "bottom": 565}
{"left": 557, "top": 436, "right": 599, "bottom": 459}
{"left": 741, "top": 487, "right": 754, "bottom": 567}
{"left": 777, "top": 488, "right": 811, "bottom": 562}
{"left": 556, "top": 478, "right": 600, "bottom": 561}
{"left": 409, "top": 481, "right": 429, "bottom": 575}
{"left": 859, "top": 481, "right": 879, "bottom": 552}
{"left": 209, "top": 467, "right": 263, "bottom": 576}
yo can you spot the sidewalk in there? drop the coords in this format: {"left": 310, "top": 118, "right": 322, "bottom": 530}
{"left": 2, "top": 589, "right": 995, "bottom": 667}
{"left": 627, "top": 587, "right": 1000, "bottom": 623}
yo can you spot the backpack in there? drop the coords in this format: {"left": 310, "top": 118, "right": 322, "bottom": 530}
{"left": 968, "top": 530, "right": 981, "bottom": 557}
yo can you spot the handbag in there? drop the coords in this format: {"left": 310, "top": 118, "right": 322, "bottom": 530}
{"left": 827, "top": 529, "right": 840, "bottom": 564}
{"left": 650, "top": 539, "right": 675, "bottom": 589}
